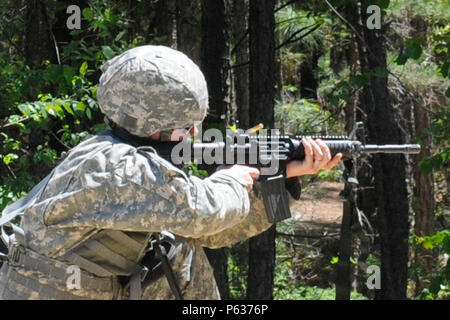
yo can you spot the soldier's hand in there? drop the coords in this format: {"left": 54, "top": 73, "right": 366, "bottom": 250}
{"left": 286, "top": 138, "right": 342, "bottom": 178}
{"left": 220, "top": 165, "right": 260, "bottom": 192}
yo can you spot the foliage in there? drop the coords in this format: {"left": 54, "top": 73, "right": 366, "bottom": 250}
{"left": 317, "top": 55, "right": 354, "bottom": 110}
{"left": 0, "top": 1, "right": 144, "bottom": 210}
{"left": 273, "top": 231, "right": 367, "bottom": 300}
{"left": 317, "top": 168, "right": 344, "bottom": 182}
{"left": 275, "top": 98, "right": 342, "bottom": 135}
{"left": 414, "top": 230, "right": 450, "bottom": 299}
{"left": 185, "top": 163, "right": 209, "bottom": 179}
{"left": 389, "top": 0, "right": 450, "bottom": 23}
{"left": 0, "top": 61, "right": 102, "bottom": 210}
{"left": 228, "top": 243, "right": 248, "bottom": 299}
{"left": 276, "top": 5, "right": 325, "bottom": 52}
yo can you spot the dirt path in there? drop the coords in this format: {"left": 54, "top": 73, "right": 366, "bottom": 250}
{"left": 290, "top": 181, "right": 344, "bottom": 227}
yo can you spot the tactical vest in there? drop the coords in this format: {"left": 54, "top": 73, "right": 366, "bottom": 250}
{"left": 0, "top": 238, "right": 122, "bottom": 300}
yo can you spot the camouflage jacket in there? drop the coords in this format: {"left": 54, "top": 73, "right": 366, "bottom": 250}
{"left": 2, "top": 131, "right": 273, "bottom": 299}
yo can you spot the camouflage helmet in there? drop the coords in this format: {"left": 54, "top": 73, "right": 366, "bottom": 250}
{"left": 97, "top": 45, "right": 208, "bottom": 137}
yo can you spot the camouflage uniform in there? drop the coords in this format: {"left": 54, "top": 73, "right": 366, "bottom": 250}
{"left": 0, "top": 46, "right": 273, "bottom": 300}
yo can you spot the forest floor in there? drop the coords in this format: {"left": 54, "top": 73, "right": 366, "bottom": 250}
{"left": 274, "top": 181, "right": 346, "bottom": 291}
{"left": 290, "top": 181, "right": 344, "bottom": 227}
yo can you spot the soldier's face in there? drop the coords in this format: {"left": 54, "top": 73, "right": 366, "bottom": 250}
{"left": 170, "top": 126, "right": 199, "bottom": 141}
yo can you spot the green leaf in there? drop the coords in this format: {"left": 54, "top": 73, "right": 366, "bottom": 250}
{"left": 82, "top": 8, "right": 94, "bottom": 21}
{"left": 351, "top": 74, "right": 369, "bottom": 87}
{"left": 330, "top": 257, "right": 339, "bottom": 264}
{"left": 405, "top": 42, "right": 422, "bottom": 60}
{"left": 76, "top": 102, "right": 86, "bottom": 112}
{"left": 63, "top": 103, "right": 75, "bottom": 116}
{"left": 87, "top": 97, "right": 97, "bottom": 109}
{"left": 46, "top": 105, "right": 57, "bottom": 117}
{"left": 438, "top": 62, "right": 449, "bottom": 78}
{"left": 329, "top": 95, "right": 341, "bottom": 106}
{"left": 431, "top": 154, "right": 444, "bottom": 169}
{"left": 63, "top": 65, "right": 75, "bottom": 85}
{"left": 18, "top": 103, "right": 35, "bottom": 116}
{"left": 79, "top": 61, "right": 88, "bottom": 75}
{"left": 52, "top": 104, "right": 65, "bottom": 119}
{"left": 419, "top": 159, "right": 433, "bottom": 174}
{"left": 85, "top": 107, "right": 92, "bottom": 120}
{"left": 429, "top": 232, "right": 446, "bottom": 246}
{"left": 102, "top": 46, "right": 115, "bottom": 60}
{"left": 63, "top": 41, "right": 78, "bottom": 57}
{"left": 395, "top": 53, "right": 408, "bottom": 65}
{"left": 423, "top": 238, "right": 434, "bottom": 250}
{"left": 115, "top": 30, "right": 126, "bottom": 42}
{"left": 3, "top": 153, "right": 18, "bottom": 165}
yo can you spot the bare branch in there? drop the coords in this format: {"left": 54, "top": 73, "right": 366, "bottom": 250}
{"left": 230, "top": 60, "right": 250, "bottom": 69}
{"left": 49, "top": 131, "right": 70, "bottom": 150}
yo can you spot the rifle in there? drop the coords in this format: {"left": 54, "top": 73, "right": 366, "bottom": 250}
{"left": 113, "top": 122, "right": 421, "bottom": 223}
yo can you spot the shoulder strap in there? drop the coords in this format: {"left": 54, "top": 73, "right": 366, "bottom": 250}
{"left": 151, "top": 233, "right": 183, "bottom": 300}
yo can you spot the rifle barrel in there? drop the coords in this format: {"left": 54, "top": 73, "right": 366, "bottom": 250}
{"left": 361, "top": 144, "right": 421, "bottom": 154}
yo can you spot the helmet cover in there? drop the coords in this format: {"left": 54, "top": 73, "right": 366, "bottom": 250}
{"left": 97, "top": 45, "right": 208, "bottom": 137}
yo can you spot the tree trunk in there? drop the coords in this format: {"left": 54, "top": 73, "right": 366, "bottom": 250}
{"left": 52, "top": 0, "right": 90, "bottom": 62}
{"left": 299, "top": 51, "right": 321, "bottom": 99}
{"left": 337, "top": 7, "right": 364, "bottom": 299}
{"left": 176, "top": 0, "right": 201, "bottom": 64}
{"left": 147, "top": 0, "right": 177, "bottom": 47}
{"left": 336, "top": 200, "right": 353, "bottom": 300}
{"left": 412, "top": 101, "right": 435, "bottom": 295}
{"left": 203, "top": 248, "right": 230, "bottom": 299}
{"left": 201, "top": 0, "right": 232, "bottom": 124}
{"left": 248, "top": 0, "right": 275, "bottom": 127}
{"left": 25, "top": 0, "right": 57, "bottom": 67}
{"left": 356, "top": 1, "right": 410, "bottom": 300}
{"left": 200, "top": 0, "right": 232, "bottom": 300}
{"left": 232, "top": 0, "right": 250, "bottom": 129}
{"left": 247, "top": 0, "right": 276, "bottom": 300}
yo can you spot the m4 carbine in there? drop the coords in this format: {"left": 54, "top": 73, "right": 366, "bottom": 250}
{"left": 121, "top": 122, "right": 421, "bottom": 223}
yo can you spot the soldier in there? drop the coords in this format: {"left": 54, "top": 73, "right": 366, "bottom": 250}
{"left": 0, "top": 45, "right": 342, "bottom": 300}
